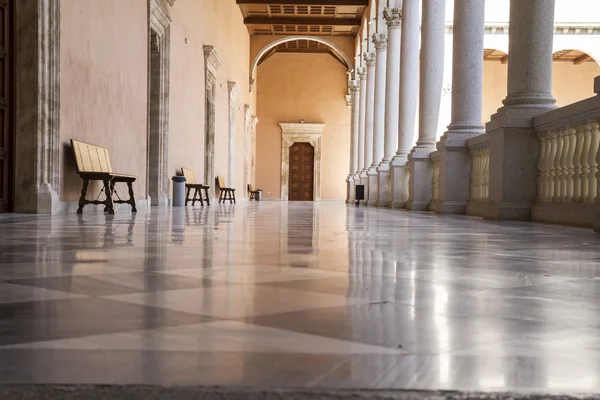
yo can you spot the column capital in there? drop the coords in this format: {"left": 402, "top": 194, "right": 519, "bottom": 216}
{"left": 363, "top": 52, "right": 376, "bottom": 68}
{"left": 372, "top": 33, "right": 388, "bottom": 51}
{"left": 357, "top": 67, "right": 367, "bottom": 80}
{"left": 383, "top": 7, "right": 402, "bottom": 28}
{"left": 349, "top": 80, "right": 360, "bottom": 92}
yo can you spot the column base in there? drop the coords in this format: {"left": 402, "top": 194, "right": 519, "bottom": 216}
{"left": 376, "top": 162, "right": 391, "bottom": 208}
{"left": 485, "top": 108, "right": 542, "bottom": 221}
{"left": 466, "top": 200, "right": 487, "bottom": 217}
{"left": 367, "top": 167, "right": 379, "bottom": 207}
{"left": 346, "top": 175, "right": 356, "bottom": 204}
{"left": 390, "top": 155, "right": 409, "bottom": 209}
{"left": 432, "top": 131, "right": 477, "bottom": 214}
{"left": 407, "top": 147, "right": 434, "bottom": 211}
{"left": 359, "top": 169, "right": 369, "bottom": 205}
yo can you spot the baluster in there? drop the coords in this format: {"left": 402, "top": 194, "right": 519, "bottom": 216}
{"left": 588, "top": 121, "right": 600, "bottom": 203}
{"left": 559, "top": 129, "right": 570, "bottom": 202}
{"left": 564, "top": 128, "right": 576, "bottom": 203}
{"left": 470, "top": 149, "right": 478, "bottom": 201}
{"left": 537, "top": 132, "right": 548, "bottom": 202}
{"left": 572, "top": 125, "right": 584, "bottom": 203}
{"left": 475, "top": 149, "right": 482, "bottom": 201}
{"left": 483, "top": 148, "right": 490, "bottom": 201}
{"left": 581, "top": 124, "right": 592, "bottom": 201}
{"left": 553, "top": 130, "right": 564, "bottom": 202}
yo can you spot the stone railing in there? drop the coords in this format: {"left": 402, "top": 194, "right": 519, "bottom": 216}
{"left": 532, "top": 89, "right": 600, "bottom": 227}
{"left": 431, "top": 151, "right": 441, "bottom": 203}
{"left": 466, "top": 134, "right": 491, "bottom": 216}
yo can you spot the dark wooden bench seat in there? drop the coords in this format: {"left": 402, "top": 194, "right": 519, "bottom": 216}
{"left": 71, "top": 139, "right": 137, "bottom": 215}
{"left": 182, "top": 168, "right": 210, "bottom": 206}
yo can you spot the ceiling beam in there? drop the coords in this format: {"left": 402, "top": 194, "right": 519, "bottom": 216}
{"left": 244, "top": 17, "right": 361, "bottom": 26}
{"left": 501, "top": 54, "right": 508, "bottom": 64}
{"left": 237, "top": 0, "right": 368, "bottom": 5}
{"left": 574, "top": 53, "right": 591, "bottom": 65}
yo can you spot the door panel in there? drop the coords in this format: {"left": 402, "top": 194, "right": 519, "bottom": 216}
{"left": 289, "top": 142, "right": 314, "bottom": 201}
{"left": 0, "top": 0, "right": 12, "bottom": 212}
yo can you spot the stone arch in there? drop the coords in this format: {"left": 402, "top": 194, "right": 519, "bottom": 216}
{"left": 552, "top": 48, "right": 600, "bottom": 67}
{"left": 250, "top": 36, "right": 354, "bottom": 89}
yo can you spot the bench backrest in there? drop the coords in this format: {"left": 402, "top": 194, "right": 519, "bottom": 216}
{"left": 248, "top": 184, "right": 255, "bottom": 192}
{"left": 71, "top": 139, "right": 113, "bottom": 174}
{"left": 182, "top": 168, "right": 197, "bottom": 184}
{"left": 217, "top": 176, "right": 226, "bottom": 189}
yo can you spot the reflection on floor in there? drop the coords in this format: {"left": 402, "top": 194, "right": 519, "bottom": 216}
{"left": 1, "top": 202, "right": 600, "bottom": 395}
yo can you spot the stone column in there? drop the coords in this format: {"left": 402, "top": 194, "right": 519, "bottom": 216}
{"left": 432, "top": 0, "right": 485, "bottom": 214}
{"left": 390, "top": 0, "right": 420, "bottom": 208}
{"left": 360, "top": 52, "right": 377, "bottom": 204}
{"left": 377, "top": 7, "right": 402, "bottom": 208}
{"left": 352, "top": 77, "right": 363, "bottom": 189}
{"left": 227, "top": 82, "right": 240, "bottom": 189}
{"left": 367, "top": 34, "right": 388, "bottom": 206}
{"left": 486, "top": 0, "right": 556, "bottom": 220}
{"left": 347, "top": 81, "right": 360, "bottom": 203}
{"left": 356, "top": 68, "right": 367, "bottom": 191}
{"left": 407, "top": 0, "right": 446, "bottom": 211}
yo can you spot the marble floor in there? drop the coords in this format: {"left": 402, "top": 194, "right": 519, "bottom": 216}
{"left": 1, "top": 202, "right": 600, "bottom": 395}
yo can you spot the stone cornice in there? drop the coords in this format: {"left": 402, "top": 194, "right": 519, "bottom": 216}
{"left": 279, "top": 123, "right": 325, "bottom": 136}
{"left": 228, "top": 81, "right": 241, "bottom": 98}
{"left": 203, "top": 45, "right": 223, "bottom": 77}
{"left": 445, "top": 23, "right": 600, "bottom": 35}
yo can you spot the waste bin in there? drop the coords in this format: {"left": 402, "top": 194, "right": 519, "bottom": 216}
{"left": 256, "top": 189, "right": 262, "bottom": 201}
{"left": 355, "top": 184, "right": 365, "bottom": 206}
{"left": 172, "top": 176, "right": 186, "bottom": 207}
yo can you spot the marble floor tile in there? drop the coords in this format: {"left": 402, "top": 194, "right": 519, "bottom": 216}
{"left": 104, "top": 285, "right": 370, "bottom": 319}
{"left": 0, "top": 203, "right": 599, "bottom": 394}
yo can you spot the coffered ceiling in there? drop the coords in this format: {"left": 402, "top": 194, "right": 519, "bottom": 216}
{"left": 236, "top": 0, "right": 368, "bottom": 36}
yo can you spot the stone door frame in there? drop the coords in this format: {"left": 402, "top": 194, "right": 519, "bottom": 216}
{"left": 279, "top": 123, "right": 324, "bottom": 201}
{"left": 203, "top": 45, "right": 222, "bottom": 192}
{"left": 13, "top": 0, "right": 61, "bottom": 213}
{"left": 147, "top": 0, "right": 173, "bottom": 206}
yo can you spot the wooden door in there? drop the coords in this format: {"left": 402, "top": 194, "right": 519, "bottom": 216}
{"left": 289, "top": 142, "right": 314, "bottom": 201}
{"left": 0, "top": 0, "right": 13, "bottom": 212}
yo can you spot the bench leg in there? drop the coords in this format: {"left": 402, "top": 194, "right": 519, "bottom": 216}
{"left": 127, "top": 181, "right": 137, "bottom": 213}
{"left": 103, "top": 179, "right": 115, "bottom": 215}
{"left": 77, "top": 179, "right": 90, "bottom": 214}
{"left": 219, "top": 190, "right": 223, "bottom": 204}
{"left": 232, "top": 190, "right": 236, "bottom": 204}
{"left": 197, "top": 188, "right": 204, "bottom": 206}
{"left": 204, "top": 188, "right": 210, "bottom": 206}
{"left": 185, "top": 187, "right": 191, "bottom": 206}
{"left": 105, "top": 181, "right": 115, "bottom": 213}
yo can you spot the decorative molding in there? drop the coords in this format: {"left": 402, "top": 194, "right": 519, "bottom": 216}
{"left": 372, "top": 33, "right": 387, "bottom": 51}
{"left": 383, "top": 8, "right": 402, "bottom": 28}
{"left": 363, "top": 52, "right": 376, "bottom": 68}
{"left": 204, "top": 45, "right": 223, "bottom": 79}
{"left": 279, "top": 123, "right": 325, "bottom": 201}
{"left": 228, "top": 81, "right": 241, "bottom": 108}
{"left": 150, "top": 0, "right": 173, "bottom": 26}
{"left": 14, "top": 0, "right": 61, "bottom": 213}
{"left": 444, "top": 23, "right": 600, "bottom": 35}
{"left": 345, "top": 95, "right": 352, "bottom": 108}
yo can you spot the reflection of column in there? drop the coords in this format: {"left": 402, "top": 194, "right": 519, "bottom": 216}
{"left": 433, "top": 0, "right": 485, "bottom": 214}
{"left": 486, "top": 0, "right": 557, "bottom": 220}
{"left": 360, "top": 53, "right": 376, "bottom": 204}
{"left": 368, "top": 34, "right": 388, "bottom": 207}
{"left": 407, "top": 0, "right": 446, "bottom": 211}
{"left": 377, "top": 8, "right": 401, "bottom": 208}
{"left": 227, "top": 82, "right": 241, "bottom": 188}
{"left": 347, "top": 81, "right": 360, "bottom": 203}
{"left": 390, "top": 0, "right": 420, "bottom": 209}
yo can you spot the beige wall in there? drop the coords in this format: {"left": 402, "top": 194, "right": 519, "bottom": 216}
{"left": 481, "top": 59, "right": 600, "bottom": 123}
{"left": 255, "top": 45, "right": 352, "bottom": 200}
{"left": 60, "top": 0, "right": 148, "bottom": 201}
{"left": 59, "top": 0, "right": 254, "bottom": 203}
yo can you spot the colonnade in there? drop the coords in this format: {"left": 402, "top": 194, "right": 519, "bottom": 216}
{"left": 346, "top": 0, "right": 558, "bottom": 223}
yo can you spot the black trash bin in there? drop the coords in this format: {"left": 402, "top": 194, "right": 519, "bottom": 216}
{"left": 355, "top": 184, "right": 365, "bottom": 206}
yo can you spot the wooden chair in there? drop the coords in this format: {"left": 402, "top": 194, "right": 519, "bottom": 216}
{"left": 248, "top": 184, "right": 261, "bottom": 201}
{"left": 216, "top": 176, "right": 236, "bottom": 204}
{"left": 71, "top": 139, "right": 137, "bottom": 215}
{"left": 181, "top": 168, "right": 210, "bottom": 206}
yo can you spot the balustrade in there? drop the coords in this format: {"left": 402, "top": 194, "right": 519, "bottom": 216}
{"left": 431, "top": 154, "right": 440, "bottom": 202}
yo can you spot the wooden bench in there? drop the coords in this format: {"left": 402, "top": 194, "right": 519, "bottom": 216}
{"left": 248, "top": 184, "right": 261, "bottom": 201}
{"left": 71, "top": 139, "right": 137, "bottom": 215}
{"left": 216, "top": 176, "right": 236, "bottom": 204}
{"left": 181, "top": 168, "right": 210, "bottom": 206}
